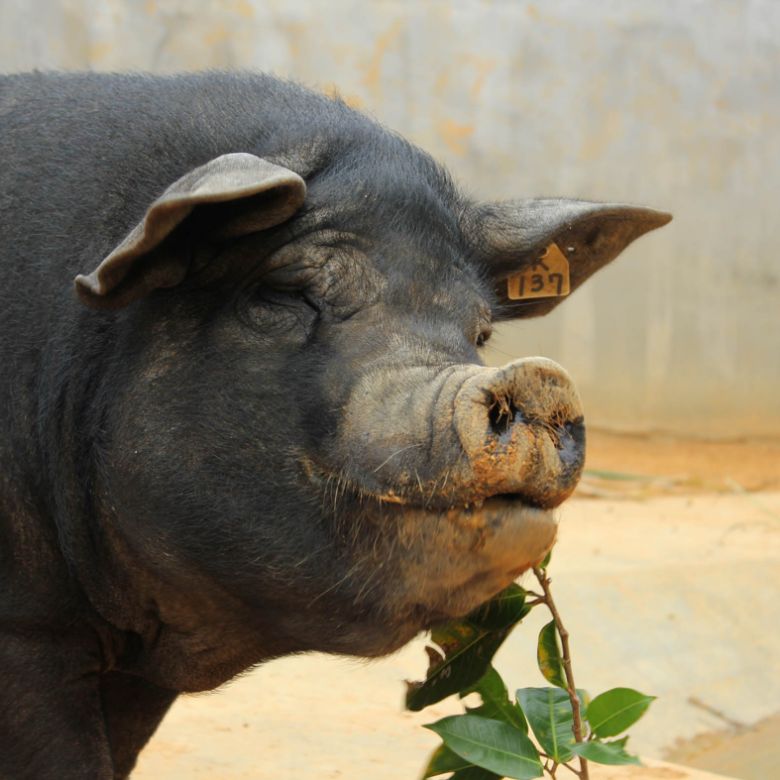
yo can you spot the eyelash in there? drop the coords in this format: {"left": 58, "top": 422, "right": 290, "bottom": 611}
{"left": 251, "top": 283, "right": 320, "bottom": 309}
{"left": 298, "top": 290, "right": 322, "bottom": 314}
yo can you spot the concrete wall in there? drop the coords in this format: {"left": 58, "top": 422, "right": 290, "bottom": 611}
{"left": 2, "top": 0, "right": 778, "bottom": 437}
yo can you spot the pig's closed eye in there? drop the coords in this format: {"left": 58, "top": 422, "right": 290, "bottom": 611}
{"left": 238, "top": 283, "right": 322, "bottom": 337}
{"left": 255, "top": 286, "right": 321, "bottom": 314}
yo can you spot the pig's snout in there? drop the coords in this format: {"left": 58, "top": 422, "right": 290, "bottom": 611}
{"left": 453, "top": 357, "right": 585, "bottom": 508}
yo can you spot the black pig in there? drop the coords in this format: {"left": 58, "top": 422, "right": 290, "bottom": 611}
{"left": 0, "top": 72, "right": 670, "bottom": 778}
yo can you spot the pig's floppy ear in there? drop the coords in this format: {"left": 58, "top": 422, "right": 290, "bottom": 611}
{"left": 75, "top": 153, "right": 306, "bottom": 310}
{"left": 465, "top": 199, "right": 672, "bottom": 319}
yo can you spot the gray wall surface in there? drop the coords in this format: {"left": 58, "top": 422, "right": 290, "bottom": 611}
{"left": 2, "top": 0, "right": 778, "bottom": 437}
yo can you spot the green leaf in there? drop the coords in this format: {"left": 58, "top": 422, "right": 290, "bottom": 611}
{"left": 515, "top": 687, "right": 580, "bottom": 763}
{"left": 586, "top": 688, "right": 656, "bottom": 738}
{"left": 570, "top": 740, "right": 641, "bottom": 765}
{"left": 464, "top": 667, "right": 527, "bottom": 732}
{"left": 539, "top": 549, "right": 552, "bottom": 570}
{"left": 421, "top": 744, "right": 474, "bottom": 777}
{"left": 425, "top": 715, "right": 543, "bottom": 780}
{"left": 536, "top": 621, "right": 566, "bottom": 688}
{"left": 468, "top": 584, "right": 532, "bottom": 631}
{"left": 406, "top": 585, "right": 531, "bottom": 711}
{"left": 421, "top": 744, "right": 503, "bottom": 779}
{"left": 406, "top": 625, "right": 510, "bottom": 711}
{"left": 449, "top": 767, "right": 503, "bottom": 780}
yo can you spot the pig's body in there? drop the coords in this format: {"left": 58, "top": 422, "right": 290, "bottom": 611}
{"left": 0, "top": 72, "right": 669, "bottom": 778}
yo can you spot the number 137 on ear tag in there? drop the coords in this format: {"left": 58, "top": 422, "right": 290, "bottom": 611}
{"left": 507, "top": 243, "right": 571, "bottom": 300}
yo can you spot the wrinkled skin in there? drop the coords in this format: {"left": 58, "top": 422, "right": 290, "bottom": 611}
{"left": 0, "top": 72, "right": 669, "bottom": 778}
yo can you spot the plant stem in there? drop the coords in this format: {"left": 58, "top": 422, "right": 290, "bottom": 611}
{"left": 533, "top": 567, "right": 590, "bottom": 780}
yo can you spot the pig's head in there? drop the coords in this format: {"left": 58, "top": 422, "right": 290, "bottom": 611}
{"left": 75, "top": 142, "right": 669, "bottom": 671}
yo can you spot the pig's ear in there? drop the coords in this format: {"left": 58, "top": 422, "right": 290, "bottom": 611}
{"left": 74, "top": 153, "right": 306, "bottom": 310}
{"left": 465, "top": 199, "right": 671, "bottom": 319}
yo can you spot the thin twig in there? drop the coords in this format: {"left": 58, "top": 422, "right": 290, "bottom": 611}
{"left": 533, "top": 567, "right": 589, "bottom": 780}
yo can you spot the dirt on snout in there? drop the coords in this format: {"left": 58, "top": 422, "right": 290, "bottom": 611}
{"left": 134, "top": 430, "right": 780, "bottom": 780}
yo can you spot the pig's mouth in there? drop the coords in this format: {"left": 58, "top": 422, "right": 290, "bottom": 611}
{"left": 301, "top": 456, "right": 557, "bottom": 640}
{"left": 379, "top": 496, "right": 557, "bottom": 625}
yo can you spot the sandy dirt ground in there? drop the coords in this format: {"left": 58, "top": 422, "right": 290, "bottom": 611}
{"left": 134, "top": 431, "right": 780, "bottom": 780}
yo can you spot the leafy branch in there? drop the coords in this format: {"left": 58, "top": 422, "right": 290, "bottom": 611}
{"left": 531, "top": 565, "right": 587, "bottom": 779}
{"left": 406, "top": 553, "right": 655, "bottom": 779}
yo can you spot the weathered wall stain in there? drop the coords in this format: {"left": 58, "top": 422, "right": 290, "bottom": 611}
{"left": 464, "top": 53, "right": 496, "bottom": 100}
{"left": 362, "top": 19, "right": 403, "bottom": 93}
{"left": 437, "top": 118, "right": 475, "bottom": 156}
{"left": 1, "top": 0, "right": 778, "bottom": 437}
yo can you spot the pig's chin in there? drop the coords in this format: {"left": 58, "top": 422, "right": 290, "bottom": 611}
{"left": 347, "top": 495, "right": 558, "bottom": 656}
{"left": 394, "top": 497, "right": 556, "bottom": 611}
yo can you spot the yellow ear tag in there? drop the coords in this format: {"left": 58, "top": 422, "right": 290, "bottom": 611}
{"left": 506, "top": 243, "right": 571, "bottom": 300}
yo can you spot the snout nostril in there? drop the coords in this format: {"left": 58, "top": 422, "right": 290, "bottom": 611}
{"left": 556, "top": 417, "right": 586, "bottom": 468}
{"left": 487, "top": 394, "right": 523, "bottom": 436}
